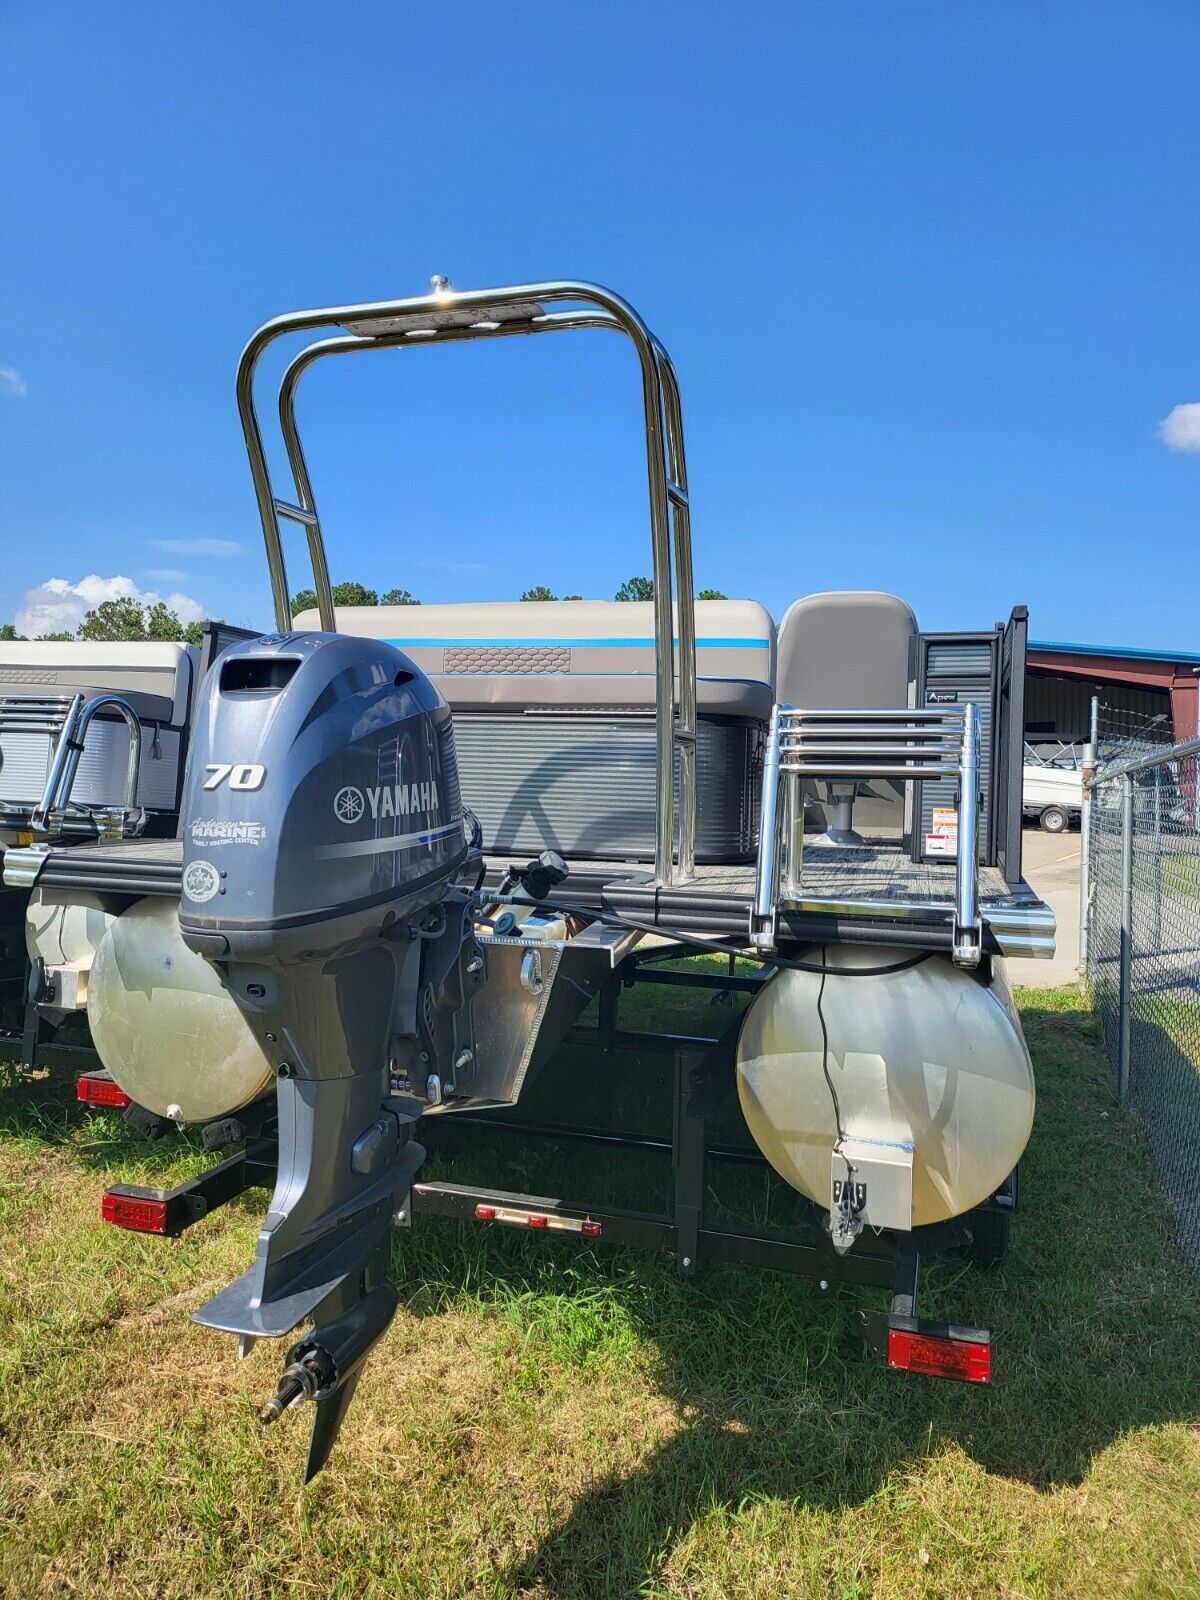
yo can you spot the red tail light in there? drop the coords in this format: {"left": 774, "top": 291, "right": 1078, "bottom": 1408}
{"left": 77, "top": 1074, "right": 132, "bottom": 1110}
{"left": 888, "top": 1326, "right": 991, "bottom": 1384}
{"left": 471, "top": 1201, "right": 601, "bottom": 1239}
{"left": 102, "top": 1191, "right": 169, "bottom": 1234}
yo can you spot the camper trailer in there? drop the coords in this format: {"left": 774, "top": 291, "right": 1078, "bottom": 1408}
{"left": 4, "top": 278, "right": 1054, "bottom": 1481}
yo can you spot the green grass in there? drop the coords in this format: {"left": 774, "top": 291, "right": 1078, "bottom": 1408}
{"left": 0, "top": 982, "right": 1198, "bottom": 1598}
{"left": 1134, "top": 853, "right": 1200, "bottom": 902}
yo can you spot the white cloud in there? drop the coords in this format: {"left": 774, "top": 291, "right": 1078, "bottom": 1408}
{"left": 0, "top": 365, "right": 27, "bottom": 397}
{"left": 16, "top": 574, "right": 205, "bottom": 637}
{"left": 1158, "top": 403, "right": 1200, "bottom": 453}
{"left": 149, "top": 567, "right": 191, "bottom": 583}
{"left": 145, "top": 537, "right": 243, "bottom": 557}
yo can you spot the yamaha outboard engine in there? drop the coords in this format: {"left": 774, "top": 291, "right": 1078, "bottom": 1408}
{"left": 177, "top": 631, "right": 480, "bottom": 1479}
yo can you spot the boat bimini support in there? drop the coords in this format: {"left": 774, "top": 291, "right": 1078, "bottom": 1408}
{"left": 750, "top": 702, "right": 983, "bottom": 965}
{"left": 234, "top": 277, "right": 698, "bottom": 887}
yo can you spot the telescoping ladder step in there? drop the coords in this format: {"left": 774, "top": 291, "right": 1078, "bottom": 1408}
{"left": 751, "top": 702, "right": 983, "bottom": 964}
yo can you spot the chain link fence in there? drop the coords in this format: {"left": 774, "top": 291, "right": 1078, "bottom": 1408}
{"left": 1086, "top": 729, "right": 1200, "bottom": 1273}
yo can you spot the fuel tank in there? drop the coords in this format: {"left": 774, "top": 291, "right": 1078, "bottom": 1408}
{"left": 736, "top": 945, "right": 1034, "bottom": 1227}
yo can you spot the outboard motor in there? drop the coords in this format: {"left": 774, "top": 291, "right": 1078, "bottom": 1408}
{"left": 176, "top": 631, "right": 481, "bottom": 1478}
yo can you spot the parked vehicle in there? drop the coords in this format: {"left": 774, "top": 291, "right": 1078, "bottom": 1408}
{"left": 1023, "top": 743, "right": 1084, "bottom": 833}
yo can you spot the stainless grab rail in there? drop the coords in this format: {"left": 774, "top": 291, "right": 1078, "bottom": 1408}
{"left": 236, "top": 278, "right": 697, "bottom": 887}
{"left": 30, "top": 694, "right": 144, "bottom": 838}
{"left": 750, "top": 703, "right": 982, "bottom": 965}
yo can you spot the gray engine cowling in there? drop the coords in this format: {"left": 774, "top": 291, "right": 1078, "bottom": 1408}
{"left": 179, "top": 630, "right": 466, "bottom": 956}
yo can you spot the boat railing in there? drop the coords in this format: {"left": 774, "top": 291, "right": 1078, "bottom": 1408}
{"left": 751, "top": 703, "right": 982, "bottom": 966}
{"left": 29, "top": 693, "right": 145, "bottom": 840}
{"left": 1023, "top": 738, "right": 1085, "bottom": 771}
{"left": 235, "top": 278, "right": 697, "bottom": 887}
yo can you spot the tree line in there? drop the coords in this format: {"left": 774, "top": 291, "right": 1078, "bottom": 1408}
{"left": 287, "top": 577, "right": 727, "bottom": 614}
{"left": 0, "top": 598, "right": 209, "bottom": 645}
{"left": 1, "top": 579, "right": 731, "bottom": 641}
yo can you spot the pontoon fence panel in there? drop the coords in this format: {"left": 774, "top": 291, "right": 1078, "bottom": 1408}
{"left": 453, "top": 712, "right": 760, "bottom": 862}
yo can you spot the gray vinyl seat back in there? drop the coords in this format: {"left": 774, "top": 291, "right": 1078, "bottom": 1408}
{"left": 775, "top": 591, "right": 918, "bottom": 837}
{"left": 296, "top": 598, "right": 776, "bottom": 706}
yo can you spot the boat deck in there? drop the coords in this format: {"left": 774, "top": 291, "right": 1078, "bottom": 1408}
{"left": 518, "top": 839, "right": 1051, "bottom": 959}
{"left": 12, "top": 832, "right": 1055, "bottom": 961}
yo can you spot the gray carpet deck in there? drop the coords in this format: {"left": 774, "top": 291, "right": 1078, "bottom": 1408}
{"left": 37, "top": 834, "right": 1038, "bottom": 912}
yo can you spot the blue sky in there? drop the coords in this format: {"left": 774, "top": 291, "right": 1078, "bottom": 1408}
{"left": 1, "top": 2, "right": 1197, "bottom": 649}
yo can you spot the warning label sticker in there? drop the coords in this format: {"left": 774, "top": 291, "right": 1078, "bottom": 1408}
{"left": 925, "top": 805, "right": 958, "bottom": 858}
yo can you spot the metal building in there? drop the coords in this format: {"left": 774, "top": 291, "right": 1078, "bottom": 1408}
{"left": 1026, "top": 640, "right": 1200, "bottom": 746}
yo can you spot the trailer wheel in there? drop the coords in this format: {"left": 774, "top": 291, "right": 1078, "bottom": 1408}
{"left": 1039, "top": 805, "right": 1069, "bottom": 834}
{"left": 962, "top": 1207, "right": 1010, "bottom": 1269}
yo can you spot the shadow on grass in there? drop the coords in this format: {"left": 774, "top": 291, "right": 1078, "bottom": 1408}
{"left": 403, "top": 1001, "right": 1200, "bottom": 1598}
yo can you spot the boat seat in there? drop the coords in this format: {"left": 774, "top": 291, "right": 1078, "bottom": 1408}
{"left": 775, "top": 591, "right": 916, "bottom": 709}
{"left": 0, "top": 642, "right": 198, "bottom": 828}
{"left": 0, "top": 641, "right": 198, "bottom": 726}
{"left": 431, "top": 672, "right": 774, "bottom": 721}
{"left": 775, "top": 591, "right": 918, "bottom": 839}
{"left": 294, "top": 599, "right": 774, "bottom": 863}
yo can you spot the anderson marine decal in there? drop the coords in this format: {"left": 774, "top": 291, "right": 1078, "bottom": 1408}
{"left": 190, "top": 819, "right": 267, "bottom": 847}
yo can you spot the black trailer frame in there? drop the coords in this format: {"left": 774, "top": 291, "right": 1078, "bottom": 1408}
{"left": 99, "top": 957, "right": 1011, "bottom": 1377}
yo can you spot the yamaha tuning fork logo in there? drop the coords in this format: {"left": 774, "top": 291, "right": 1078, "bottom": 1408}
{"left": 333, "top": 779, "right": 440, "bottom": 824}
{"left": 333, "top": 786, "right": 366, "bottom": 824}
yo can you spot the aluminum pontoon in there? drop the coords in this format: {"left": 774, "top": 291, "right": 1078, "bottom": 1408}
{"left": 3, "top": 278, "right": 1055, "bottom": 1480}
